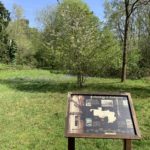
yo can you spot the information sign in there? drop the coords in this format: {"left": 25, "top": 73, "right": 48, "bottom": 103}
{"left": 65, "top": 92, "right": 141, "bottom": 150}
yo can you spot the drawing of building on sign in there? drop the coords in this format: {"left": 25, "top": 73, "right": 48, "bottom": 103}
{"left": 69, "top": 95, "right": 84, "bottom": 133}
{"left": 70, "top": 95, "right": 84, "bottom": 113}
{"left": 69, "top": 114, "right": 84, "bottom": 133}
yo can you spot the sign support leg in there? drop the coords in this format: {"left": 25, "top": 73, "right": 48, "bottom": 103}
{"left": 68, "top": 137, "right": 75, "bottom": 150}
{"left": 123, "top": 139, "right": 131, "bottom": 150}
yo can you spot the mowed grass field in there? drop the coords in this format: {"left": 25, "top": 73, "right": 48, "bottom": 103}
{"left": 0, "top": 68, "right": 150, "bottom": 150}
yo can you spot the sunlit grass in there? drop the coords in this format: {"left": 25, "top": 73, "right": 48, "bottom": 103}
{"left": 0, "top": 68, "right": 149, "bottom": 149}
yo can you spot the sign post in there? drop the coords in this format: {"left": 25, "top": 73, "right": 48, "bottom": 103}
{"left": 68, "top": 137, "right": 75, "bottom": 150}
{"left": 124, "top": 139, "right": 132, "bottom": 150}
{"left": 65, "top": 92, "right": 141, "bottom": 150}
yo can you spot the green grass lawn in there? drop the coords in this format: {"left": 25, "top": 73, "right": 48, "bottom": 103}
{"left": 0, "top": 68, "right": 149, "bottom": 150}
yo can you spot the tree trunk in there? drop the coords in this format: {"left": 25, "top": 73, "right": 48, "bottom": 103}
{"left": 77, "top": 73, "right": 83, "bottom": 88}
{"left": 121, "top": 1, "right": 130, "bottom": 82}
{"left": 121, "top": 17, "right": 129, "bottom": 82}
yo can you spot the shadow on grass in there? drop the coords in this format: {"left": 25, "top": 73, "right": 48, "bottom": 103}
{"left": 87, "top": 83, "right": 150, "bottom": 99}
{"left": 0, "top": 77, "right": 149, "bottom": 98}
{"left": 0, "top": 78, "right": 78, "bottom": 93}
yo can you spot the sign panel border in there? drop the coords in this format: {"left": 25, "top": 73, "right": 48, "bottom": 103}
{"left": 65, "top": 92, "right": 141, "bottom": 140}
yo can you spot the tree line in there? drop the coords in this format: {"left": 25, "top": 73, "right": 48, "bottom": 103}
{"left": 0, "top": 0, "right": 150, "bottom": 86}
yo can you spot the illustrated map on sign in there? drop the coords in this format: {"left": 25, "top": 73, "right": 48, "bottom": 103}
{"left": 68, "top": 95, "right": 135, "bottom": 135}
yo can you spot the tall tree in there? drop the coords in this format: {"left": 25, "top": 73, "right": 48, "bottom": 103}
{"left": 7, "top": 4, "right": 36, "bottom": 66}
{"left": 122, "top": 0, "right": 133, "bottom": 82}
{"left": 0, "top": 2, "right": 10, "bottom": 30}
{"left": 55, "top": 0, "right": 101, "bottom": 87}
{"left": 105, "top": 0, "right": 150, "bottom": 81}
{"left": 0, "top": 1, "right": 14, "bottom": 63}
{"left": 38, "top": 0, "right": 121, "bottom": 85}
{"left": 36, "top": 5, "right": 59, "bottom": 68}
{"left": 122, "top": 0, "right": 150, "bottom": 82}
{"left": 38, "top": 0, "right": 101, "bottom": 87}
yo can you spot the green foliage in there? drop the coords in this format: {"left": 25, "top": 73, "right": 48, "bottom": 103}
{"left": 127, "top": 48, "right": 141, "bottom": 78}
{"left": 93, "top": 27, "right": 121, "bottom": 77}
{"left": 104, "top": 0, "right": 124, "bottom": 42}
{"left": 1, "top": 0, "right": 149, "bottom": 81}
{"left": 39, "top": 0, "right": 121, "bottom": 86}
{"left": 136, "top": 5, "right": 150, "bottom": 76}
{"left": 139, "top": 37, "right": 150, "bottom": 76}
{"left": 104, "top": 0, "right": 150, "bottom": 79}
{"left": 7, "top": 4, "right": 37, "bottom": 66}
{"left": 9, "top": 39, "right": 17, "bottom": 62}
{"left": 0, "top": 1, "right": 15, "bottom": 63}
{"left": 0, "top": 1, "right": 10, "bottom": 31}
{"left": 55, "top": 0, "right": 101, "bottom": 86}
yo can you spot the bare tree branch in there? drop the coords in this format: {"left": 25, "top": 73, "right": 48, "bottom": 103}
{"left": 128, "top": 0, "right": 139, "bottom": 17}
{"left": 128, "top": 0, "right": 150, "bottom": 17}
